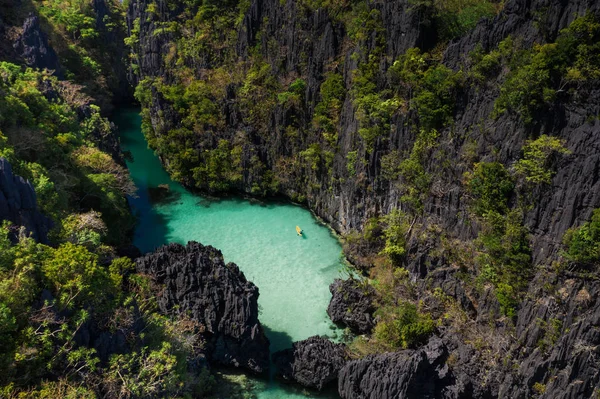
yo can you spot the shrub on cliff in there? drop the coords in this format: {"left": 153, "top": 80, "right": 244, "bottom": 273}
{"left": 373, "top": 301, "right": 435, "bottom": 349}
{"left": 494, "top": 13, "right": 600, "bottom": 124}
{"left": 514, "top": 135, "right": 570, "bottom": 185}
{"left": 465, "top": 162, "right": 514, "bottom": 216}
{"left": 563, "top": 209, "right": 600, "bottom": 265}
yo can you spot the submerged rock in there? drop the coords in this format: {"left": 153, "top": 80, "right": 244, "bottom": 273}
{"left": 272, "top": 336, "right": 348, "bottom": 391}
{"left": 136, "top": 241, "right": 270, "bottom": 374}
{"left": 327, "top": 278, "right": 377, "bottom": 334}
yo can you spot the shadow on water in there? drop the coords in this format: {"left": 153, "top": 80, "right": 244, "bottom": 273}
{"left": 112, "top": 107, "right": 171, "bottom": 252}
{"left": 263, "top": 324, "right": 294, "bottom": 354}
{"left": 128, "top": 184, "right": 170, "bottom": 253}
{"left": 148, "top": 184, "right": 182, "bottom": 205}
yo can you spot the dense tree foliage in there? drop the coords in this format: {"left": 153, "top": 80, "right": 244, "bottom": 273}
{"left": 0, "top": 53, "right": 212, "bottom": 399}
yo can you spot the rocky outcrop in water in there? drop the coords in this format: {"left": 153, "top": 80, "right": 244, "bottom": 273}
{"left": 0, "top": 158, "right": 51, "bottom": 243}
{"left": 272, "top": 336, "right": 348, "bottom": 391}
{"left": 135, "top": 241, "right": 270, "bottom": 374}
{"left": 327, "top": 279, "right": 376, "bottom": 334}
{"left": 13, "top": 14, "right": 62, "bottom": 78}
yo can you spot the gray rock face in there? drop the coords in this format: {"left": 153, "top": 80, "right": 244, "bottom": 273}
{"left": 13, "top": 14, "right": 62, "bottom": 77}
{"left": 272, "top": 336, "right": 348, "bottom": 391}
{"left": 338, "top": 337, "right": 454, "bottom": 399}
{"left": 91, "top": 0, "right": 132, "bottom": 102}
{"left": 135, "top": 241, "right": 270, "bottom": 374}
{"left": 0, "top": 158, "right": 51, "bottom": 242}
{"left": 327, "top": 279, "right": 376, "bottom": 334}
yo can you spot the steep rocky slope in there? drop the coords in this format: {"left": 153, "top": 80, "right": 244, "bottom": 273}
{"left": 126, "top": 0, "right": 600, "bottom": 251}
{"left": 126, "top": 0, "right": 600, "bottom": 397}
{"left": 1, "top": 0, "right": 131, "bottom": 108}
{"left": 0, "top": 158, "right": 51, "bottom": 242}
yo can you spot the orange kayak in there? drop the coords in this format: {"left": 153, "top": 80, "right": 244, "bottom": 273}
{"left": 296, "top": 226, "right": 303, "bottom": 236}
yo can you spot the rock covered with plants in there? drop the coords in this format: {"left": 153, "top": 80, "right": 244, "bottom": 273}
{"left": 136, "top": 241, "right": 271, "bottom": 374}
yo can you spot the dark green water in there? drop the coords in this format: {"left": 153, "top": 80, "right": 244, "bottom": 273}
{"left": 114, "top": 108, "right": 344, "bottom": 398}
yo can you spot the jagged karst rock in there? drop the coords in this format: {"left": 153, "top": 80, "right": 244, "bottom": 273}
{"left": 13, "top": 14, "right": 63, "bottom": 77}
{"left": 272, "top": 336, "right": 348, "bottom": 391}
{"left": 338, "top": 337, "right": 455, "bottom": 399}
{"left": 126, "top": 0, "right": 600, "bottom": 396}
{"left": 135, "top": 241, "right": 270, "bottom": 374}
{"left": 327, "top": 278, "right": 376, "bottom": 334}
{"left": 0, "top": 158, "right": 51, "bottom": 243}
{"left": 92, "top": 0, "right": 132, "bottom": 102}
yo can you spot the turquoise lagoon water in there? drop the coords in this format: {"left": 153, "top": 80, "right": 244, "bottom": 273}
{"left": 114, "top": 108, "right": 344, "bottom": 398}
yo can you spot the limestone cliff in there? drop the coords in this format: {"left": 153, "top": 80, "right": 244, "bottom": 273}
{"left": 126, "top": 0, "right": 600, "bottom": 397}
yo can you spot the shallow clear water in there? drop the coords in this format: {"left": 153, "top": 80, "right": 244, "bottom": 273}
{"left": 114, "top": 108, "right": 343, "bottom": 399}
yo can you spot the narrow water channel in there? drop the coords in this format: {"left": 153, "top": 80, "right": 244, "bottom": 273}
{"left": 114, "top": 108, "right": 344, "bottom": 398}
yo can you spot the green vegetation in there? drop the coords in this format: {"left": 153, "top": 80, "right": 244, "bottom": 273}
{"left": 465, "top": 162, "right": 515, "bottom": 216}
{"left": 373, "top": 301, "right": 435, "bottom": 349}
{"left": 389, "top": 47, "right": 462, "bottom": 132}
{"left": 0, "top": 61, "right": 218, "bottom": 396}
{"left": 514, "top": 135, "right": 570, "bottom": 185}
{"left": 494, "top": 13, "right": 600, "bottom": 124}
{"left": 0, "top": 63, "right": 134, "bottom": 242}
{"left": 35, "top": 0, "right": 128, "bottom": 105}
{"left": 476, "top": 210, "right": 531, "bottom": 317}
{"left": 464, "top": 162, "right": 532, "bottom": 317}
{"left": 380, "top": 209, "right": 411, "bottom": 264}
{"left": 409, "top": 0, "right": 500, "bottom": 40}
{"left": 314, "top": 72, "right": 346, "bottom": 147}
{"left": 0, "top": 224, "right": 213, "bottom": 397}
{"left": 397, "top": 129, "right": 438, "bottom": 212}
{"left": 563, "top": 209, "right": 600, "bottom": 265}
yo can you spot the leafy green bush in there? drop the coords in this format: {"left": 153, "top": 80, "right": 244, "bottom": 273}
{"left": 346, "top": 150, "right": 358, "bottom": 176}
{"left": 374, "top": 301, "right": 435, "bottom": 349}
{"left": 494, "top": 13, "right": 600, "bottom": 124}
{"left": 563, "top": 209, "right": 600, "bottom": 265}
{"left": 314, "top": 72, "right": 345, "bottom": 142}
{"left": 106, "top": 343, "right": 182, "bottom": 398}
{"left": 389, "top": 48, "right": 462, "bottom": 131}
{"left": 495, "top": 282, "right": 518, "bottom": 318}
{"left": 476, "top": 210, "right": 531, "bottom": 316}
{"left": 380, "top": 209, "right": 411, "bottom": 264}
{"left": 514, "top": 135, "right": 570, "bottom": 184}
{"left": 0, "top": 62, "right": 134, "bottom": 243}
{"left": 42, "top": 243, "right": 117, "bottom": 309}
{"left": 278, "top": 78, "right": 307, "bottom": 106}
{"left": 465, "top": 162, "right": 515, "bottom": 216}
{"left": 433, "top": 0, "right": 498, "bottom": 40}
{"left": 300, "top": 143, "right": 323, "bottom": 171}
{"left": 191, "top": 139, "right": 243, "bottom": 193}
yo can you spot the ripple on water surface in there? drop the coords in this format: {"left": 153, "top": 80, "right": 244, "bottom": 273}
{"left": 114, "top": 108, "right": 344, "bottom": 399}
